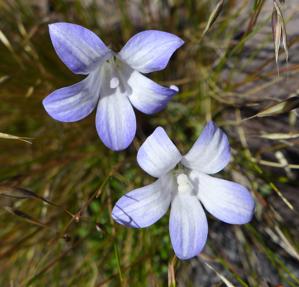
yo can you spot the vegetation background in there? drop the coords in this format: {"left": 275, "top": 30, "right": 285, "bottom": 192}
{"left": 0, "top": 0, "right": 299, "bottom": 286}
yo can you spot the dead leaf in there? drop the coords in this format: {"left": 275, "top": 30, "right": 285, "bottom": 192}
{"left": 259, "top": 132, "right": 299, "bottom": 140}
{"left": 0, "top": 132, "right": 32, "bottom": 144}
{"left": 202, "top": 0, "right": 224, "bottom": 37}
{"left": 245, "top": 97, "right": 299, "bottom": 120}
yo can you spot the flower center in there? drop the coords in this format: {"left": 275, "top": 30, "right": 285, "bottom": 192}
{"left": 99, "top": 58, "right": 123, "bottom": 92}
{"left": 176, "top": 173, "right": 194, "bottom": 194}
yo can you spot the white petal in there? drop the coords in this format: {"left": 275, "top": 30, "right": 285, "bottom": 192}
{"left": 127, "top": 70, "right": 177, "bottom": 114}
{"left": 112, "top": 174, "right": 175, "bottom": 228}
{"left": 169, "top": 192, "right": 208, "bottom": 260}
{"left": 119, "top": 30, "right": 184, "bottom": 73}
{"left": 43, "top": 70, "right": 100, "bottom": 122}
{"left": 95, "top": 63, "right": 136, "bottom": 151}
{"left": 137, "top": 127, "right": 182, "bottom": 178}
{"left": 182, "top": 121, "right": 231, "bottom": 174}
{"left": 96, "top": 91, "right": 136, "bottom": 152}
{"left": 49, "top": 22, "right": 111, "bottom": 74}
{"left": 190, "top": 171, "right": 255, "bottom": 224}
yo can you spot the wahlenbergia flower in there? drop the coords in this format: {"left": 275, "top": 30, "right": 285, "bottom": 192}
{"left": 112, "top": 122, "right": 255, "bottom": 260}
{"left": 43, "top": 23, "right": 184, "bottom": 151}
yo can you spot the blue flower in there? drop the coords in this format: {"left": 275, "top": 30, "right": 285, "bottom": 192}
{"left": 112, "top": 122, "right": 255, "bottom": 260}
{"left": 43, "top": 22, "right": 184, "bottom": 151}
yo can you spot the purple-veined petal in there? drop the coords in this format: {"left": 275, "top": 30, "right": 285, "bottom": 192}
{"left": 137, "top": 127, "right": 182, "bottom": 178}
{"left": 169, "top": 192, "right": 208, "bottom": 260}
{"left": 119, "top": 30, "right": 184, "bottom": 74}
{"left": 95, "top": 65, "right": 136, "bottom": 151}
{"left": 190, "top": 171, "right": 255, "bottom": 224}
{"left": 182, "top": 121, "right": 231, "bottom": 174}
{"left": 127, "top": 70, "right": 178, "bottom": 114}
{"left": 49, "top": 22, "right": 111, "bottom": 74}
{"left": 112, "top": 174, "right": 175, "bottom": 228}
{"left": 43, "top": 71, "right": 100, "bottom": 122}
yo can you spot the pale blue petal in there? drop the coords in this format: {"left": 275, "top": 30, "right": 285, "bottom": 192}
{"left": 119, "top": 30, "right": 184, "bottom": 74}
{"left": 182, "top": 121, "right": 231, "bottom": 174}
{"left": 112, "top": 174, "right": 174, "bottom": 228}
{"left": 49, "top": 22, "right": 111, "bottom": 74}
{"left": 95, "top": 77, "right": 136, "bottom": 151}
{"left": 137, "top": 127, "right": 182, "bottom": 178}
{"left": 190, "top": 171, "right": 255, "bottom": 224}
{"left": 127, "top": 70, "right": 178, "bottom": 114}
{"left": 43, "top": 71, "right": 100, "bottom": 122}
{"left": 169, "top": 192, "right": 208, "bottom": 260}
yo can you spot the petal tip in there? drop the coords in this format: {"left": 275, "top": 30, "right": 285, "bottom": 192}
{"left": 48, "top": 22, "right": 63, "bottom": 34}
{"left": 98, "top": 128, "right": 135, "bottom": 152}
{"left": 99, "top": 133, "right": 133, "bottom": 151}
{"left": 240, "top": 193, "right": 255, "bottom": 224}
{"left": 155, "top": 126, "right": 165, "bottom": 133}
{"left": 177, "top": 37, "right": 185, "bottom": 48}
{"left": 230, "top": 186, "right": 255, "bottom": 225}
{"left": 111, "top": 205, "right": 126, "bottom": 225}
{"left": 174, "top": 238, "right": 206, "bottom": 260}
{"left": 107, "top": 143, "right": 131, "bottom": 152}
{"left": 170, "top": 85, "right": 179, "bottom": 92}
{"left": 42, "top": 95, "right": 56, "bottom": 119}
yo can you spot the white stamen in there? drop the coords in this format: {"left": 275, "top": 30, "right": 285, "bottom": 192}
{"left": 177, "top": 173, "right": 193, "bottom": 194}
{"left": 110, "top": 77, "right": 119, "bottom": 89}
